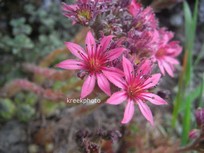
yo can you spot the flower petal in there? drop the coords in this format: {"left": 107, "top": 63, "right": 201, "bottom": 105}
{"left": 65, "top": 42, "right": 87, "bottom": 60}
{"left": 85, "top": 31, "right": 96, "bottom": 55}
{"left": 140, "top": 93, "right": 168, "bottom": 105}
{"left": 137, "top": 100, "right": 154, "bottom": 126}
{"left": 162, "top": 61, "right": 174, "bottom": 77}
{"left": 108, "top": 48, "right": 126, "bottom": 61}
{"left": 103, "top": 67, "right": 124, "bottom": 77}
{"left": 62, "top": 2, "right": 78, "bottom": 11}
{"left": 55, "top": 59, "right": 84, "bottom": 70}
{"left": 103, "top": 70, "right": 125, "bottom": 89}
{"left": 106, "top": 91, "right": 127, "bottom": 105}
{"left": 121, "top": 100, "right": 135, "bottom": 124}
{"left": 122, "top": 56, "right": 134, "bottom": 81}
{"left": 128, "top": 0, "right": 141, "bottom": 16}
{"left": 98, "top": 35, "right": 114, "bottom": 52}
{"left": 137, "top": 59, "right": 152, "bottom": 76}
{"left": 143, "top": 73, "right": 161, "bottom": 89}
{"left": 97, "top": 73, "right": 111, "bottom": 96}
{"left": 158, "top": 61, "right": 165, "bottom": 75}
{"left": 164, "top": 57, "right": 179, "bottom": 65}
{"left": 81, "top": 74, "right": 96, "bottom": 98}
{"left": 166, "top": 41, "right": 182, "bottom": 56}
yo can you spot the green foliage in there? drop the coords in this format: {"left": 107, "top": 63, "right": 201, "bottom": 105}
{"left": 194, "top": 44, "right": 204, "bottom": 66}
{"left": 16, "top": 104, "right": 35, "bottom": 122}
{"left": 14, "top": 92, "right": 38, "bottom": 106}
{"left": 172, "top": 0, "right": 200, "bottom": 145}
{"left": 0, "top": 0, "right": 79, "bottom": 85}
{"left": 42, "top": 100, "right": 65, "bottom": 116}
{"left": 0, "top": 99, "right": 16, "bottom": 121}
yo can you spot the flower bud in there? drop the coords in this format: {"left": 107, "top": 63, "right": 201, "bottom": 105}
{"left": 189, "top": 129, "right": 201, "bottom": 139}
{"left": 195, "top": 108, "right": 204, "bottom": 128}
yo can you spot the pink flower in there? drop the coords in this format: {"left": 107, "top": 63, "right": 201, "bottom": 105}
{"left": 128, "top": 0, "right": 141, "bottom": 17}
{"left": 128, "top": 0, "right": 157, "bottom": 30}
{"left": 127, "top": 29, "right": 159, "bottom": 60}
{"left": 62, "top": 0, "right": 99, "bottom": 25}
{"left": 56, "top": 31, "right": 126, "bottom": 98}
{"left": 106, "top": 56, "right": 167, "bottom": 125}
{"left": 154, "top": 29, "right": 182, "bottom": 77}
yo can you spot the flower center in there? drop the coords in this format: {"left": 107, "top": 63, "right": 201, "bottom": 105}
{"left": 135, "top": 21, "right": 143, "bottom": 30}
{"left": 77, "top": 9, "right": 92, "bottom": 21}
{"left": 156, "top": 48, "right": 165, "bottom": 59}
{"left": 127, "top": 85, "right": 142, "bottom": 99}
{"left": 88, "top": 58, "right": 102, "bottom": 72}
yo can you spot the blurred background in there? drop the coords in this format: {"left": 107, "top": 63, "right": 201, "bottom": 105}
{"left": 0, "top": 0, "right": 204, "bottom": 153}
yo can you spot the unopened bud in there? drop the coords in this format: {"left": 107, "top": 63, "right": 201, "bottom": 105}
{"left": 195, "top": 108, "right": 204, "bottom": 128}
{"left": 189, "top": 129, "right": 201, "bottom": 139}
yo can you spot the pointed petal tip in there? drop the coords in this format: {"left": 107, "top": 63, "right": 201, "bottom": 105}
{"left": 163, "top": 100, "right": 168, "bottom": 105}
{"left": 55, "top": 62, "right": 63, "bottom": 68}
{"left": 121, "top": 100, "right": 135, "bottom": 124}
{"left": 97, "top": 73, "right": 111, "bottom": 96}
{"left": 106, "top": 91, "right": 127, "bottom": 105}
{"left": 107, "top": 91, "right": 111, "bottom": 96}
{"left": 149, "top": 120, "right": 154, "bottom": 126}
{"left": 80, "top": 95, "right": 85, "bottom": 99}
{"left": 55, "top": 63, "right": 59, "bottom": 68}
{"left": 80, "top": 75, "right": 96, "bottom": 99}
{"left": 64, "top": 41, "right": 70, "bottom": 45}
{"left": 121, "top": 120, "right": 129, "bottom": 124}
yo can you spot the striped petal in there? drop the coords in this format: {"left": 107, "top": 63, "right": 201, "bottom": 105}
{"left": 103, "top": 67, "right": 124, "bottom": 77}
{"left": 158, "top": 61, "right": 165, "bottom": 75}
{"left": 103, "top": 70, "right": 125, "bottom": 89}
{"left": 81, "top": 74, "right": 96, "bottom": 98}
{"left": 138, "top": 100, "right": 154, "bottom": 126}
{"left": 108, "top": 48, "right": 126, "bottom": 61}
{"left": 106, "top": 91, "right": 127, "bottom": 105}
{"left": 65, "top": 42, "right": 87, "bottom": 60}
{"left": 122, "top": 56, "right": 134, "bottom": 81}
{"left": 98, "top": 35, "right": 114, "bottom": 52}
{"left": 162, "top": 61, "right": 174, "bottom": 77}
{"left": 143, "top": 73, "right": 161, "bottom": 89}
{"left": 121, "top": 100, "right": 135, "bottom": 124}
{"left": 85, "top": 31, "right": 96, "bottom": 56}
{"left": 164, "top": 57, "right": 179, "bottom": 65}
{"left": 55, "top": 59, "right": 84, "bottom": 70}
{"left": 140, "top": 93, "right": 168, "bottom": 105}
{"left": 97, "top": 73, "right": 111, "bottom": 96}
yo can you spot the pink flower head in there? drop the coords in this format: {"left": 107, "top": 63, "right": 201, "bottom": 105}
{"left": 56, "top": 31, "right": 126, "bottom": 98}
{"left": 195, "top": 108, "right": 204, "bottom": 128}
{"left": 128, "top": 0, "right": 157, "bottom": 30}
{"left": 127, "top": 29, "right": 159, "bottom": 60}
{"left": 132, "top": 7, "right": 158, "bottom": 30}
{"left": 128, "top": 0, "right": 142, "bottom": 17}
{"left": 154, "top": 28, "right": 182, "bottom": 77}
{"left": 106, "top": 56, "right": 167, "bottom": 125}
{"left": 62, "top": 0, "right": 99, "bottom": 25}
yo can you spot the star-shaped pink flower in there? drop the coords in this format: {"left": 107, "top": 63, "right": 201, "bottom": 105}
{"left": 154, "top": 29, "right": 182, "bottom": 77}
{"left": 107, "top": 56, "right": 167, "bottom": 125}
{"left": 56, "top": 31, "right": 126, "bottom": 98}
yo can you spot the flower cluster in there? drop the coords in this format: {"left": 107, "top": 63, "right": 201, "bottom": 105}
{"left": 57, "top": 0, "right": 182, "bottom": 125}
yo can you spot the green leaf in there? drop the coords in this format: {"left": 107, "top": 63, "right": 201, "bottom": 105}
{"left": 181, "top": 94, "right": 192, "bottom": 144}
{"left": 194, "top": 44, "right": 204, "bottom": 66}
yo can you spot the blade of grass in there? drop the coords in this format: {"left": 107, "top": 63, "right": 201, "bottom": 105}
{"left": 180, "top": 0, "right": 199, "bottom": 145}
{"left": 199, "top": 74, "right": 204, "bottom": 107}
{"left": 183, "top": 1, "right": 192, "bottom": 84}
{"left": 181, "top": 83, "right": 202, "bottom": 144}
{"left": 194, "top": 44, "right": 204, "bottom": 66}
{"left": 181, "top": 94, "right": 192, "bottom": 144}
{"left": 172, "top": 0, "right": 198, "bottom": 130}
